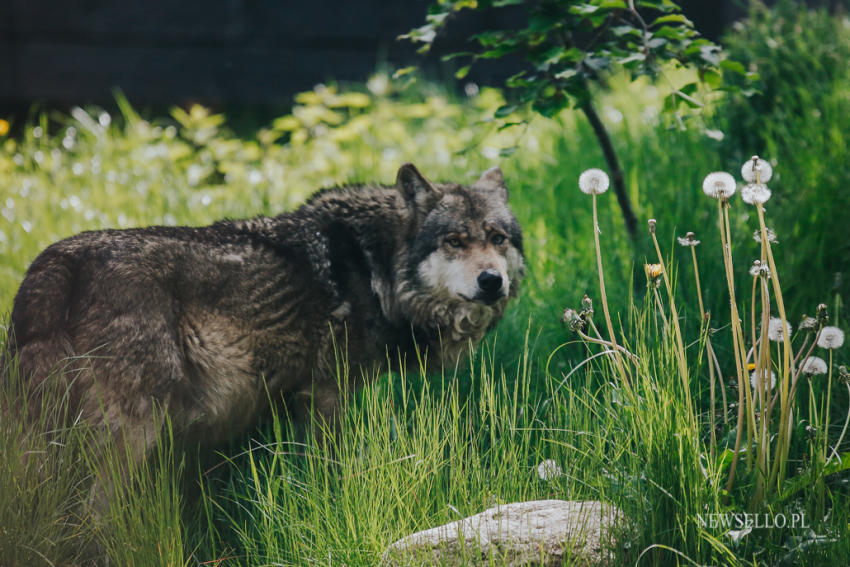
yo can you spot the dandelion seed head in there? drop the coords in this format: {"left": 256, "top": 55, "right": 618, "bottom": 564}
{"left": 801, "top": 356, "right": 828, "bottom": 376}
{"left": 753, "top": 227, "right": 778, "bottom": 244}
{"left": 677, "top": 232, "right": 700, "bottom": 247}
{"left": 749, "top": 260, "right": 770, "bottom": 278}
{"left": 537, "top": 459, "right": 563, "bottom": 481}
{"left": 741, "top": 183, "right": 772, "bottom": 205}
{"left": 581, "top": 294, "right": 594, "bottom": 316}
{"left": 741, "top": 156, "right": 773, "bottom": 184}
{"left": 750, "top": 369, "right": 777, "bottom": 391}
{"left": 562, "top": 308, "right": 579, "bottom": 324}
{"left": 767, "top": 317, "right": 792, "bottom": 342}
{"left": 702, "top": 171, "right": 737, "bottom": 199}
{"left": 579, "top": 168, "right": 610, "bottom": 195}
{"left": 817, "top": 326, "right": 845, "bottom": 350}
{"left": 799, "top": 316, "right": 818, "bottom": 332}
{"left": 561, "top": 308, "right": 585, "bottom": 332}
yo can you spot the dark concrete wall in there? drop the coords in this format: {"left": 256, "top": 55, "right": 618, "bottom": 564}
{"left": 1, "top": 0, "right": 745, "bottom": 109}
{"left": 1, "top": 1, "right": 438, "bottom": 106}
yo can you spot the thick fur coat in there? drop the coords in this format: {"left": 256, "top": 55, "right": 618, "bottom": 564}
{"left": 6, "top": 163, "right": 525, "bottom": 459}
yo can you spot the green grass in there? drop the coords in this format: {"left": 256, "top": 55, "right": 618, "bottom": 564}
{"left": 2, "top": 8, "right": 850, "bottom": 563}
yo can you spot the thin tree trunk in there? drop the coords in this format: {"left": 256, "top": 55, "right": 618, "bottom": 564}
{"left": 580, "top": 100, "right": 638, "bottom": 239}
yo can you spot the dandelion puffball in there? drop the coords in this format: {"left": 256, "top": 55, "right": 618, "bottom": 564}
{"left": 801, "top": 356, "right": 828, "bottom": 376}
{"left": 702, "top": 172, "right": 737, "bottom": 199}
{"left": 750, "top": 369, "right": 777, "bottom": 391}
{"left": 767, "top": 317, "right": 792, "bottom": 342}
{"left": 537, "top": 459, "right": 563, "bottom": 481}
{"left": 579, "top": 168, "right": 610, "bottom": 195}
{"left": 741, "top": 156, "right": 773, "bottom": 184}
{"left": 677, "top": 232, "right": 700, "bottom": 247}
{"left": 753, "top": 227, "right": 778, "bottom": 244}
{"left": 749, "top": 260, "right": 770, "bottom": 278}
{"left": 741, "top": 183, "right": 772, "bottom": 205}
{"left": 799, "top": 316, "right": 818, "bottom": 331}
{"left": 818, "top": 326, "right": 845, "bottom": 350}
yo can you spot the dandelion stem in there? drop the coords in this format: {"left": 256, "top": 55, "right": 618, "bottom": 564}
{"left": 652, "top": 286, "right": 670, "bottom": 328}
{"left": 708, "top": 342, "right": 729, "bottom": 425}
{"left": 720, "top": 199, "right": 750, "bottom": 496}
{"left": 770, "top": 325, "right": 823, "bottom": 416}
{"left": 690, "top": 246, "right": 706, "bottom": 319}
{"left": 592, "top": 193, "right": 628, "bottom": 385}
{"left": 576, "top": 329, "right": 639, "bottom": 363}
{"left": 752, "top": 268, "right": 772, "bottom": 508}
{"left": 650, "top": 230, "right": 693, "bottom": 423}
{"left": 824, "top": 350, "right": 834, "bottom": 468}
{"left": 756, "top": 200, "right": 796, "bottom": 491}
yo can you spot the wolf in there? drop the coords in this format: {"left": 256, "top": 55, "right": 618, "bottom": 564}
{"left": 5, "top": 163, "right": 524, "bottom": 462}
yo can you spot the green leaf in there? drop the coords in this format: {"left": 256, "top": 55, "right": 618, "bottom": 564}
{"left": 455, "top": 65, "right": 471, "bottom": 79}
{"left": 392, "top": 67, "right": 417, "bottom": 79}
{"left": 528, "top": 12, "right": 558, "bottom": 32}
{"left": 652, "top": 26, "right": 686, "bottom": 40}
{"left": 647, "top": 37, "right": 668, "bottom": 49}
{"left": 554, "top": 68, "right": 579, "bottom": 80}
{"left": 449, "top": 0, "right": 477, "bottom": 10}
{"left": 618, "top": 52, "right": 646, "bottom": 65}
{"left": 650, "top": 14, "right": 693, "bottom": 27}
{"left": 506, "top": 71, "right": 531, "bottom": 88}
{"left": 597, "top": 0, "right": 627, "bottom": 8}
{"left": 569, "top": 4, "right": 599, "bottom": 15}
{"left": 719, "top": 59, "right": 747, "bottom": 75}
{"left": 494, "top": 104, "right": 518, "bottom": 118}
{"left": 497, "top": 121, "right": 526, "bottom": 131}
{"left": 441, "top": 51, "right": 474, "bottom": 62}
{"left": 499, "top": 146, "right": 518, "bottom": 157}
{"left": 701, "top": 69, "right": 722, "bottom": 88}
{"left": 472, "top": 30, "right": 508, "bottom": 48}
{"left": 612, "top": 25, "right": 639, "bottom": 37}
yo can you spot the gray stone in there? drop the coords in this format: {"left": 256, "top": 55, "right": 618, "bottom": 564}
{"left": 384, "top": 499, "right": 623, "bottom": 567}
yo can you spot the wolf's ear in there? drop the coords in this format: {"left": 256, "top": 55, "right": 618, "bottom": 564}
{"left": 396, "top": 163, "right": 441, "bottom": 212}
{"left": 472, "top": 166, "right": 509, "bottom": 201}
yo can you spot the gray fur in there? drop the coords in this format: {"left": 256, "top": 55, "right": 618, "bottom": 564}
{"left": 6, "top": 163, "right": 525, "bottom": 461}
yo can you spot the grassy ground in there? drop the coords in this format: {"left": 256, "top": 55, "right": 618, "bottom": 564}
{"left": 2, "top": 8, "right": 850, "bottom": 564}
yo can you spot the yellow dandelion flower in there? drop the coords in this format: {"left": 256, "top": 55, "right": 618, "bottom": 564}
{"left": 645, "top": 263, "right": 664, "bottom": 279}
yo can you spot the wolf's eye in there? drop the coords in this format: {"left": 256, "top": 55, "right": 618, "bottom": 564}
{"left": 446, "top": 237, "right": 464, "bottom": 248}
{"left": 490, "top": 234, "right": 506, "bottom": 246}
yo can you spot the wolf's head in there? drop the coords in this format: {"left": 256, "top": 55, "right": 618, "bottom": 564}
{"left": 392, "top": 163, "right": 525, "bottom": 351}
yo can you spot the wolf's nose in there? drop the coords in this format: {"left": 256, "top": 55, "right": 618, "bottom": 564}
{"left": 477, "top": 269, "right": 503, "bottom": 294}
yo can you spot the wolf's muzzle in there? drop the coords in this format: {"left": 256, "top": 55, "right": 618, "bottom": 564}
{"left": 476, "top": 269, "right": 505, "bottom": 304}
